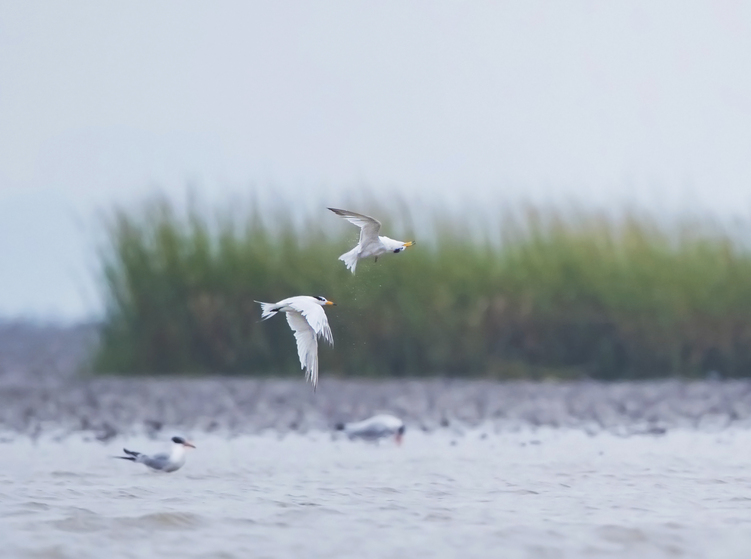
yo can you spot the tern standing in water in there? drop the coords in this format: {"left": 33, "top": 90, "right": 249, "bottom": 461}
{"left": 256, "top": 295, "right": 335, "bottom": 390}
{"left": 336, "top": 414, "right": 406, "bottom": 445}
{"left": 328, "top": 208, "right": 415, "bottom": 273}
{"left": 114, "top": 436, "right": 196, "bottom": 473}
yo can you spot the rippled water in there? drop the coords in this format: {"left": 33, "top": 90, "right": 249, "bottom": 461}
{"left": 3, "top": 428, "right": 751, "bottom": 558}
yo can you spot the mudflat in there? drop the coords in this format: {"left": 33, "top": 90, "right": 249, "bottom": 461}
{"left": 1, "top": 376, "right": 750, "bottom": 440}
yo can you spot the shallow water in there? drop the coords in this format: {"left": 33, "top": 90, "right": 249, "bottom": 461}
{"left": 3, "top": 428, "right": 751, "bottom": 558}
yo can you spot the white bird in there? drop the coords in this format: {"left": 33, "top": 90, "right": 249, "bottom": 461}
{"left": 328, "top": 208, "right": 415, "bottom": 273}
{"left": 114, "top": 436, "right": 196, "bottom": 473}
{"left": 335, "top": 414, "right": 406, "bottom": 445}
{"left": 256, "top": 295, "right": 335, "bottom": 389}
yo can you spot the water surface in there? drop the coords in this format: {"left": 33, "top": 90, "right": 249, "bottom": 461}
{"left": 3, "top": 428, "right": 751, "bottom": 558}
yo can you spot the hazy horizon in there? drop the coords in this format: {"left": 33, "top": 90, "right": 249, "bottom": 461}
{"left": 2, "top": 1, "right": 751, "bottom": 320}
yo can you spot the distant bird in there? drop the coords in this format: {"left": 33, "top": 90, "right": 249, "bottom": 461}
{"left": 256, "top": 296, "right": 336, "bottom": 389}
{"left": 335, "top": 414, "right": 406, "bottom": 445}
{"left": 328, "top": 208, "right": 415, "bottom": 273}
{"left": 114, "top": 436, "right": 196, "bottom": 473}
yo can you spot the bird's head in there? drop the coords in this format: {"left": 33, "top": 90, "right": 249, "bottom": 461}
{"left": 395, "top": 425, "right": 406, "bottom": 446}
{"left": 171, "top": 436, "right": 196, "bottom": 449}
{"left": 313, "top": 296, "right": 336, "bottom": 306}
{"left": 393, "top": 240, "right": 416, "bottom": 254}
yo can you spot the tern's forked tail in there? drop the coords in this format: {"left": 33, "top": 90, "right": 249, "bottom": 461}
{"left": 338, "top": 246, "right": 359, "bottom": 274}
{"left": 114, "top": 447, "right": 140, "bottom": 462}
{"left": 255, "top": 301, "right": 279, "bottom": 320}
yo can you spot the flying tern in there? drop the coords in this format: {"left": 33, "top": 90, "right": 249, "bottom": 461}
{"left": 256, "top": 295, "right": 335, "bottom": 389}
{"left": 114, "top": 436, "right": 196, "bottom": 473}
{"left": 328, "top": 208, "right": 415, "bottom": 273}
{"left": 336, "top": 414, "right": 406, "bottom": 445}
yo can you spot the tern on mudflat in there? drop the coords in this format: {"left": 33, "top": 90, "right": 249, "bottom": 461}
{"left": 328, "top": 208, "right": 415, "bottom": 273}
{"left": 114, "top": 436, "right": 196, "bottom": 473}
{"left": 256, "top": 295, "right": 335, "bottom": 389}
{"left": 336, "top": 414, "right": 406, "bottom": 445}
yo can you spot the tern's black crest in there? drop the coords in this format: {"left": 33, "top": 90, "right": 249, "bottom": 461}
{"left": 398, "top": 425, "right": 406, "bottom": 435}
{"left": 171, "top": 436, "right": 186, "bottom": 444}
{"left": 314, "top": 296, "right": 326, "bottom": 302}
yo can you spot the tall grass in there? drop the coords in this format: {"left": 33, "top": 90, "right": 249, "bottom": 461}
{"left": 94, "top": 197, "right": 751, "bottom": 379}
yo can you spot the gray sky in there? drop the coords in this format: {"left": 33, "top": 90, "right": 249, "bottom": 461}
{"left": 2, "top": 1, "right": 751, "bottom": 320}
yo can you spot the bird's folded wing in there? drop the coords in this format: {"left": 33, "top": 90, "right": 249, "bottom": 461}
{"left": 328, "top": 208, "right": 381, "bottom": 245}
{"left": 347, "top": 415, "right": 402, "bottom": 436}
{"left": 285, "top": 311, "right": 319, "bottom": 386}
{"left": 355, "top": 425, "right": 391, "bottom": 437}
{"left": 142, "top": 453, "right": 170, "bottom": 469}
{"left": 288, "top": 300, "right": 334, "bottom": 346}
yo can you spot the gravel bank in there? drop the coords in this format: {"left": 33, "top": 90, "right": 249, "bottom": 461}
{"left": 2, "top": 377, "right": 751, "bottom": 440}
{"left": 2, "top": 322, "right": 751, "bottom": 440}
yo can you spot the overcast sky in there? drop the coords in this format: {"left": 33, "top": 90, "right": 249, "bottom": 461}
{"left": 2, "top": 1, "right": 751, "bottom": 320}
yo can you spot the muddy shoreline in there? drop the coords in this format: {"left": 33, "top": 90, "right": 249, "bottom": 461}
{"left": 2, "top": 322, "right": 751, "bottom": 439}
{"left": 3, "top": 376, "right": 751, "bottom": 440}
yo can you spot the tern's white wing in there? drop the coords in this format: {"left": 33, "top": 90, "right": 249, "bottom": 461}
{"left": 328, "top": 208, "right": 382, "bottom": 246}
{"left": 286, "top": 311, "right": 320, "bottom": 388}
{"left": 287, "top": 297, "right": 334, "bottom": 346}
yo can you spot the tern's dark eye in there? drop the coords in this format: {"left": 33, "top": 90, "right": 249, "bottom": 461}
{"left": 315, "top": 296, "right": 325, "bottom": 301}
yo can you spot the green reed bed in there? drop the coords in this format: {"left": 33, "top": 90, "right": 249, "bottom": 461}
{"left": 94, "top": 198, "right": 751, "bottom": 379}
